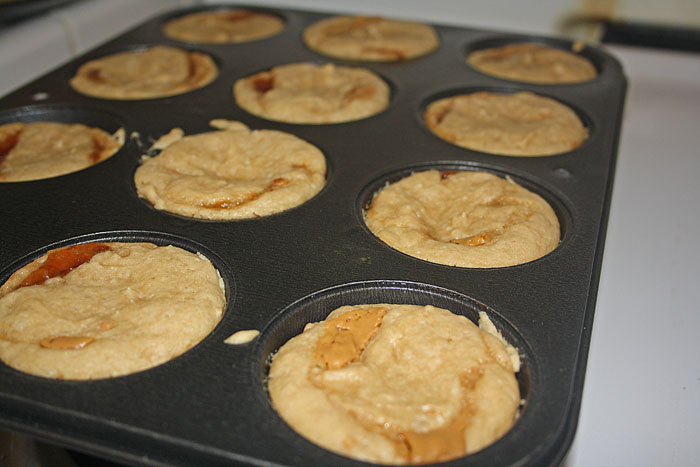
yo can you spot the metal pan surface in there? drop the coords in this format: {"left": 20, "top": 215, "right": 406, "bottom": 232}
{"left": 0, "top": 4, "right": 626, "bottom": 466}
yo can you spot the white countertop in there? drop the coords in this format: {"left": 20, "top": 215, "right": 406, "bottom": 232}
{"left": 1, "top": 1, "right": 699, "bottom": 466}
{"left": 566, "top": 43, "right": 700, "bottom": 467}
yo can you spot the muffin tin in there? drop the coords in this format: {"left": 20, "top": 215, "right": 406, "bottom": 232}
{"left": 0, "top": 4, "right": 626, "bottom": 467}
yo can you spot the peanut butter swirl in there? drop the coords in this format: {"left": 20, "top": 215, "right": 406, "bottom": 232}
{"left": 313, "top": 307, "right": 386, "bottom": 369}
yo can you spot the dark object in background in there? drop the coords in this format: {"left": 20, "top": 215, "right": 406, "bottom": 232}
{"left": 0, "top": 0, "right": 78, "bottom": 23}
{"left": 601, "top": 20, "right": 700, "bottom": 52}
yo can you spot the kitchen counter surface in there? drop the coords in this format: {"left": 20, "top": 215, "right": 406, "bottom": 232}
{"left": 565, "top": 42, "right": 700, "bottom": 467}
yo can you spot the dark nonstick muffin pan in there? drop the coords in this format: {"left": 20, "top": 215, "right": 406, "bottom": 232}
{"left": 0, "top": 4, "right": 627, "bottom": 466}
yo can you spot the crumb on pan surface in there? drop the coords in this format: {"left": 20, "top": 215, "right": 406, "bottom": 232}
{"left": 303, "top": 15, "right": 439, "bottom": 61}
{"left": 0, "top": 122, "right": 123, "bottom": 182}
{"left": 224, "top": 329, "right": 260, "bottom": 345}
{"left": 134, "top": 121, "right": 326, "bottom": 220}
{"left": 268, "top": 304, "right": 520, "bottom": 464}
{"left": 163, "top": 9, "right": 284, "bottom": 44}
{"left": 424, "top": 91, "right": 587, "bottom": 156}
{"left": 365, "top": 170, "right": 560, "bottom": 268}
{"left": 233, "top": 62, "right": 390, "bottom": 124}
{"left": 0, "top": 242, "right": 225, "bottom": 379}
{"left": 467, "top": 42, "right": 597, "bottom": 84}
{"left": 69, "top": 45, "right": 218, "bottom": 100}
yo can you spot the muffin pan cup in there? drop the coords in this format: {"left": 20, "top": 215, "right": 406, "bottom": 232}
{"left": 0, "top": 4, "right": 626, "bottom": 467}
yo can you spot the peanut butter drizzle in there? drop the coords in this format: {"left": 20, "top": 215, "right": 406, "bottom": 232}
{"left": 325, "top": 16, "right": 382, "bottom": 35}
{"left": 85, "top": 68, "right": 106, "bottom": 84}
{"left": 18, "top": 243, "right": 111, "bottom": 290}
{"left": 201, "top": 177, "right": 290, "bottom": 209}
{"left": 398, "top": 406, "right": 471, "bottom": 464}
{"left": 181, "top": 52, "right": 215, "bottom": 90}
{"left": 389, "top": 368, "right": 483, "bottom": 464}
{"left": 252, "top": 73, "right": 274, "bottom": 94}
{"left": 449, "top": 194, "right": 535, "bottom": 247}
{"left": 449, "top": 210, "right": 532, "bottom": 247}
{"left": 349, "top": 16, "right": 382, "bottom": 29}
{"left": 440, "top": 170, "right": 458, "bottom": 180}
{"left": 39, "top": 336, "right": 96, "bottom": 350}
{"left": 222, "top": 9, "right": 257, "bottom": 22}
{"left": 431, "top": 104, "right": 453, "bottom": 126}
{"left": 342, "top": 84, "right": 376, "bottom": 105}
{"left": 313, "top": 307, "right": 386, "bottom": 369}
{"left": 360, "top": 47, "right": 406, "bottom": 60}
{"left": 425, "top": 106, "right": 456, "bottom": 142}
{"left": 89, "top": 136, "right": 107, "bottom": 163}
{"left": 452, "top": 232, "right": 494, "bottom": 246}
{"left": 0, "top": 129, "right": 21, "bottom": 165}
{"left": 480, "top": 44, "right": 523, "bottom": 61}
{"left": 185, "top": 53, "right": 199, "bottom": 86}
